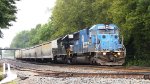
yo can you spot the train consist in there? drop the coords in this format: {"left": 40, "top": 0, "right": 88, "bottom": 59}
{"left": 15, "top": 24, "right": 126, "bottom": 65}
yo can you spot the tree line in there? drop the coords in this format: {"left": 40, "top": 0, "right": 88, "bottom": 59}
{"left": 10, "top": 0, "right": 150, "bottom": 66}
{"left": 10, "top": 22, "right": 53, "bottom": 48}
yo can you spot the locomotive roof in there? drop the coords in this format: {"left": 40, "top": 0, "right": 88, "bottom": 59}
{"left": 89, "top": 24, "right": 118, "bottom": 30}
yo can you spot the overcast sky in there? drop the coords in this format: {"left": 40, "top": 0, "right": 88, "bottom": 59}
{"left": 0, "top": 0, "right": 56, "bottom": 48}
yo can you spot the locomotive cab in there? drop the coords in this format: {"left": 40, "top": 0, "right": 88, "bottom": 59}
{"left": 54, "top": 34, "right": 74, "bottom": 63}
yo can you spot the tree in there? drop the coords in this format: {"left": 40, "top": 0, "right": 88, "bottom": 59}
{"left": 38, "top": 22, "right": 54, "bottom": 42}
{"left": 11, "top": 22, "right": 54, "bottom": 48}
{"left": 0, "top": 0, "right": 19, "bottom": 28}
{"left": 10, "top": 30, "right": 30, "bottom": 48}
{"left": 51, "top": 0, "right": 96, "bottom": 38}
{"left": 29, "top": 24, "right": 41, "bottom": 46}
{"left": 0, "top": 0, "right": 19, "bottom": 38}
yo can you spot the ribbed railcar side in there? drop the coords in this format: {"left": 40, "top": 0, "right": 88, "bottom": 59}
{"left": 21, "top": 49, "right": 26, "bottom": 58}
{"left": 41, "top": 42, "right": 52, "bottom": 59}
{"left": 27, "top": 48, "right": 32, "bottom": 58}
{"left": 30, "top": 47, "right": 36, "bottom": 58}
{"left": 24, "top": 49, "right": 30, "bottom": 58}
{"left": 34, "top": 45, "right": 42, "bottom": 59}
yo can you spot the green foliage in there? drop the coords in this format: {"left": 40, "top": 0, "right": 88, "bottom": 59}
{"left": 108, "top": 0, "right": 150, "bottom": 61}
{"left": 29, "top": 24, "right": 41, "bottom": 45}
{"left": 10, "top": 30, "right": 30, "bottom": 48}
{"left": 0, "top": 0, "right": 19, "bottom": 28}
{"left": 51, "top": 0, "right": 96, "bottom": 38}
{"left": 37, "top": 22, "right": 54, "bottom": 42}
{"left": 11, "top": 22, "right": 54, "bottom": 48}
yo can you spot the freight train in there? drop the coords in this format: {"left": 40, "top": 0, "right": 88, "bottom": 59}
{"left": 15, "top": 24, "right": 126, "bottom": 65}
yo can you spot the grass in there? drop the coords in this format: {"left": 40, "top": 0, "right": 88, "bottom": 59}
{"left": 6, "top": 80, "right": 17, "bottom": 84}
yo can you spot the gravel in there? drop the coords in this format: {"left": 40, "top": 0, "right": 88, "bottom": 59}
{"left": 17, "top": 76, "right": 150, "bottom": 84}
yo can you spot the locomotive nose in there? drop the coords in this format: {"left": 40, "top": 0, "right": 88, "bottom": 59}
{"left": 98, "top": 34, "right": 119, "bottom": 51}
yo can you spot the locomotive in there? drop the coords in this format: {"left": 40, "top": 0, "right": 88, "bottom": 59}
{"left": 15, "top": 24, "right": 126, "bottom": 65}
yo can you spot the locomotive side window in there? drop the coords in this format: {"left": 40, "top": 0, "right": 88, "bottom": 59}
{"left": 99, "top": 29, "right": 117, "bottom": 34}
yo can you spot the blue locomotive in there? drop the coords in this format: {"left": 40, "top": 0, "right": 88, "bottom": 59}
{"left": 15, "top": 24, "right": 126, "bottom": 65}
{"left": 55, "top": 24, "right": 126, "bottom": 65}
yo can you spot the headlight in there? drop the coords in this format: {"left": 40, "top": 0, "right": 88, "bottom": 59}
{"left": 103, "top": 52, "right": 106, "bottom": 55}
{"left": 117, "top": 52, "right": 121, "bottom": 55}
{"left": 102, "top": 35, "right": 106, "bottom": 38}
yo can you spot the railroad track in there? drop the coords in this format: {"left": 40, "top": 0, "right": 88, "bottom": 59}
{"left": 37, "top": 72, "right": 150, "bottom": 79}
{"left": 1, "top": 59, "right": 150, "bottom": 80}
{"left": 12, "top": 66, "right": 150, "bottom": 80}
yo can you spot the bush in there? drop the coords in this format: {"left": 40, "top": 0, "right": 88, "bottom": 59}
{"left": 126, "top": 59, "right": 150, "bottom": 67}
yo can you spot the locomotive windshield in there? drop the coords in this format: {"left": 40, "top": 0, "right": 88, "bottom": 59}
{"left": 99, "top": 29, "right": 119, "bottom": 34}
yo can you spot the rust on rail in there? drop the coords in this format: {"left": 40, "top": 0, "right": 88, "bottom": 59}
{"left": 36, "top": 72, "right": 150, "bottom": 80}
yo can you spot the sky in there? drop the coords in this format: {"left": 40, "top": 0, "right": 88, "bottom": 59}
{"left": 0, "top": 0, "right": 56, "bottom": 48}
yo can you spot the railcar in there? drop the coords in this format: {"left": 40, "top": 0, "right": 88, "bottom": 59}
{"left": 16, "top": 40, "right": 58, "bottom": 61}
